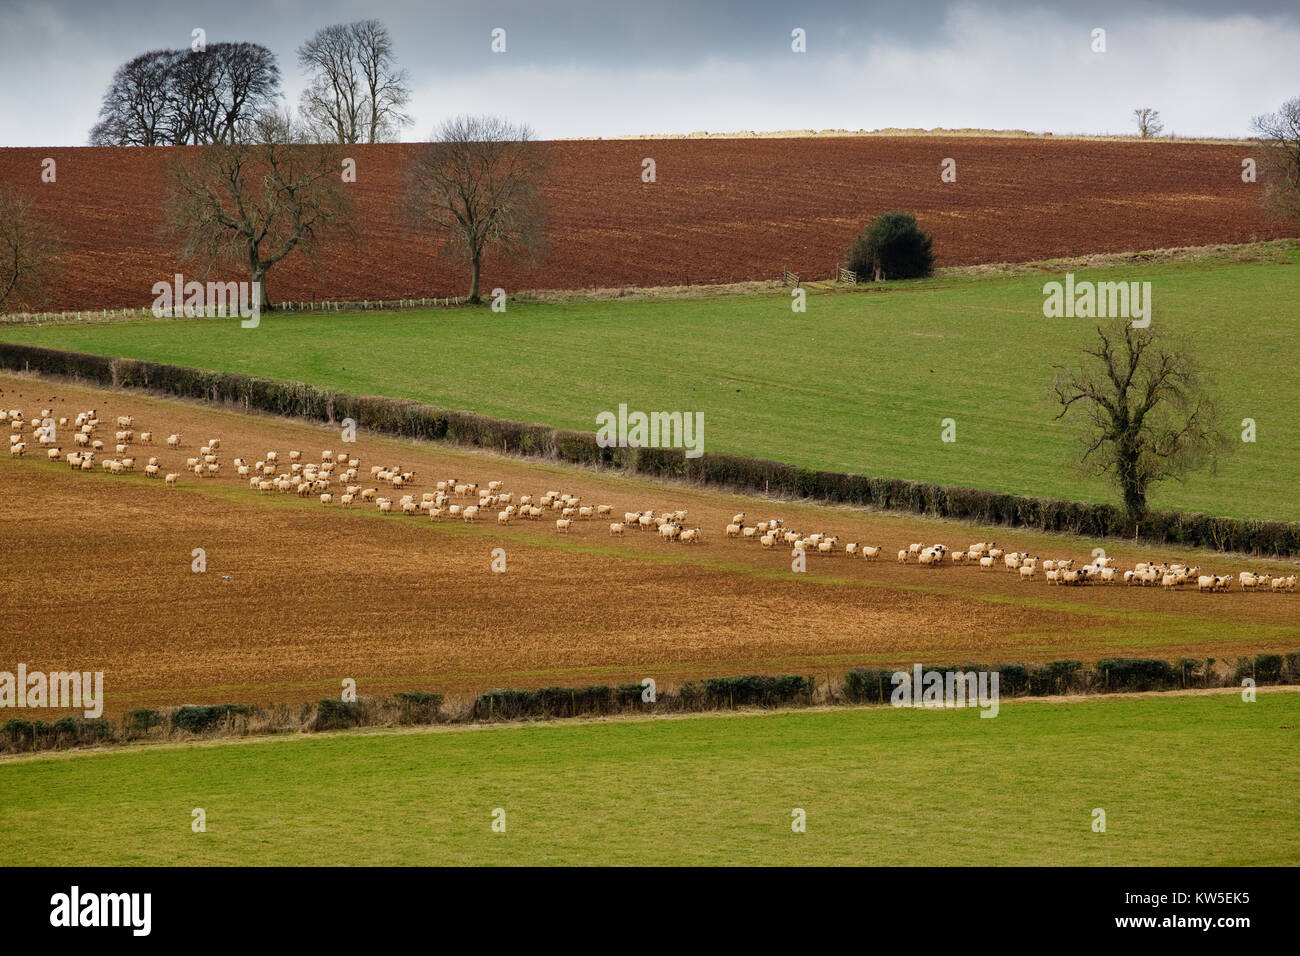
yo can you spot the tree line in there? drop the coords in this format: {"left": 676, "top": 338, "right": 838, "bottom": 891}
{"left": 91, "top": 20, "right": 412, "bottom": 147}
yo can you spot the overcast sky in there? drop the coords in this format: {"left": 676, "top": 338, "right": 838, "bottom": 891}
{"left": 1, "top": 0, "right": 1297, "bottom": 145}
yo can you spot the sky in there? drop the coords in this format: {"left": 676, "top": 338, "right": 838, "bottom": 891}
{"left": 0, "top": 0, "right": 1298, "bottom": 145}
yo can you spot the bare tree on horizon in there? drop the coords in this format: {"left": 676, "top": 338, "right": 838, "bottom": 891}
{"left": 402, "top": 115, "right": 548, "bottom": 304}
{"left": 297, "top": 19, "right": 412, "bottom": 144}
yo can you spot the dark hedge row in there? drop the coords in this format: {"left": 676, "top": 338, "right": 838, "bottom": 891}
{"left": 472, "top": 674, "right": 816, "bottom": 721}
{"left": 4, "top": 341, "right": 1299, "bottom": 555}
{"left": 840, "top": 653, "right": 1300, "bottom": 702}
{"left": 3, "top": 654, "right": 1297, "bottom": 753}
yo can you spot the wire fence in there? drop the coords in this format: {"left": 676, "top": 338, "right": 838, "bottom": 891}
{"left": 0, "top": 296, "right": 466, "bottom": 326}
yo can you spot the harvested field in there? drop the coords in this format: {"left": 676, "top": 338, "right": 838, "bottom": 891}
{"left": 0, "top": 137, "right": 1291, "bottom": 311}
{"left": 2, "top": 373, "right": 1296, "bottom": 719}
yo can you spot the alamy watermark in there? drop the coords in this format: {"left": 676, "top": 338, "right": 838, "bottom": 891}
{"left": 890, "top": 664, "right": 999, "bottom": 718}
{"left": 1, "top": 664, "right": 104, "bottom": 718}
{"left": 151, "top": 273, "right": 261, "bottom": 328}
{"left": 596, "top": 403, "right": 704, "bottom": 458}
{"left": 1042, "top": 273, "right": 1150, "bottom": 328}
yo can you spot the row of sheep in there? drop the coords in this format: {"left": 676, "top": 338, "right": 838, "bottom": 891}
{"left": 723, "top": 522, "right": 1297, "bottom": 595}
{"left": 12, "top": 404, "right": 1298, "bottom": 593}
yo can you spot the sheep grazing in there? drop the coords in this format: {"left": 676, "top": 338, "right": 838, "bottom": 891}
{"left": 168, "top": 434, "right": 182, "bottom": 448}
{"left": 164, "top": 473, "right": 179, "bottom": 487}
{"left": 731, "top": 512, "right": 746, "bottom": 525}
{"left": 9, "top": 443, "right": 24, "bottom": 457}
{"left": 760, "top": 534, "right": 776, "bottom": 548}
{"left": 680, "top": 528, "right": 702, "bottom": 544}
{"left": 1239, "top": 571, "right": 1266, "bottom": 592}
{"left": 609, "top": 522, "right": 626, "bottom": 535}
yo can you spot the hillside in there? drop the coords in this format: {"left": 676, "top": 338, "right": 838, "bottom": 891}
{"left": 0, "top": 136, "right": 1292, "bottom": 310}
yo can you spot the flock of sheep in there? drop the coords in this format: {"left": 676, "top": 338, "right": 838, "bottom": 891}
{"left": 717, "top": 519, "right": 1296, "bottom": 594}
{"left": 7, "top": 404, "right": 1296, "bottom": 595}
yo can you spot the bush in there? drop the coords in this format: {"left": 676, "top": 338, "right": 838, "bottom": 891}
{"left": 2, "top": 718, "right": 36, "bottom": 749}
{"left": 846, "top": 211, "right": 935, "bottom": 281}
{"left": 1283, "top": 652, "right": 1300, "bottom": 683}
{"left": 1254, "top": 654, "right": 1283, "bottom": 684}
{"left": 841, "top": 668, "right": 896, "bottom": 704}
{"left": 125, "top": 708, "right": 164, "bottom": 735}
{"left": 1029, "top": 660, "right": 1084, "bottom": 696}
{"left": 702, "top": 675, "right": 813, "bottom": 708}
{"left": 1093, "top": 658, "right": 1178, "bottom": 692}
{"left": 312, "top": 698, "right": 365, "bottom": 731}
{"left": 172, "top": 704, "right": 251, "bottom": 734}
{"left": 394, "top": 691, "right": 443, "bottom": 724}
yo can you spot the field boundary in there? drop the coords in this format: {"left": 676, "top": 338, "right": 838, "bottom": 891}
{"left": 4, "top": 653, "right": 1296, "bottom": 757}
{"left": 4, "top": 341, "right": 1300, "bottom": 556}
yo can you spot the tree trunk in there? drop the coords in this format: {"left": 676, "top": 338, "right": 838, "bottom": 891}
{"left": 468, "top": 254, "right": 481, "bottom": 304}
{"left": 249, "top": 248, "right": 271, "bottom": 311}
{"left": 1117, "top": 442, "right": 1146, "bottom": 526}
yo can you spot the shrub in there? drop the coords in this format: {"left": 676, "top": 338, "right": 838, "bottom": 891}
{"left": 846, "top": 211, "right": 935, "bottom": 281}
{"left": 312, "top": 698, "right": 365, "bottom": 731}
{"left": 394, "top": 691, "right": 444, "bottom": 724}
{"left": 125, "top": 708, "right": 164, "bottom": 735}
{"left": 1093, "top": 658, "right": 1178, "bottom": 692}
{"left": 1029, "top": 660, "right": 1084, "bottom": 696}
{"left": 702, "top": 674, "right": 813, "bottom": 708}
{"left": 1283, "top": 652, "right": 1300, "bottom": 683}
{"left": 172, "top": 704, "right": 251, "bottom": 734}
{"left": 1254, "top": 654, "right": 1283, "bottom": 684}
{"left": 2, "top": 718, "right": 36, "bottom": 749}
{"left": 841, "top": 668, "right": 897, "bottom": 704}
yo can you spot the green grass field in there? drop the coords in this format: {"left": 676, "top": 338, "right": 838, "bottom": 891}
{"left": 5, "top": 250, "right": 1298, "bottom": 520}
{"left": 2, "top": 691, "right": 1296, "bottom": 865}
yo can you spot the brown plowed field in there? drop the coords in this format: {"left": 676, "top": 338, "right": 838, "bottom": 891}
{"left": 2, "top": 373, "right": 1296, "bottom": 717}
{"left": 0, "top": 137, "right": 1291, "bottom": 311}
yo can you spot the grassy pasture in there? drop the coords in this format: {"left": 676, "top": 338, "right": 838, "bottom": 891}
{"left": 4, "top": 252, "right": 1298, "bottom": 520}
{"left": 1, "top": 691, "right": 1296, "bottom": 866}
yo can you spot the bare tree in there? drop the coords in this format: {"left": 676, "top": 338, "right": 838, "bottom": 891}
{"left": 297, "top": 20, "right": 411, "bottom": 144}
{"left": 90, "top": 43, "right": 280, "bottom": 146}
{"left": 90, "top": 51, "right": 175, "bottom": 146}
{"left": 0, "top": 189, "right": 62, "bottom": 313}
{"left": 1133, "top": 107, "right": 1164, "bottom": 139}
{"left": 1052, "top": 318, "right": 1228, "bottom": 523}
{"left": 1251, "top": 95, "right": 1300, "bottom": 227}
{"left": 163, "top": 112, "right": 355, "bottom": 310}
{"left": 403, "top": 115, "right": 547, "bottom": 303}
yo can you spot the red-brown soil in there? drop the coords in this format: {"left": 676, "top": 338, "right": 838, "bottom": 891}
{"left": 0, "top": 137, "right": 1290, "bottom": 311}
{"left": 2, "top": 373, "right": 1296, "bottom": 718}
